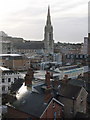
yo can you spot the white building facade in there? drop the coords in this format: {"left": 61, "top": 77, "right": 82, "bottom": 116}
{"left": 1, "top": 67, "right": 21, "bottom": 94}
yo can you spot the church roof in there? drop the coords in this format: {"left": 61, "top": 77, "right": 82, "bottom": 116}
{"left": 14, "top": 41, "right": 45, "bottom": 50}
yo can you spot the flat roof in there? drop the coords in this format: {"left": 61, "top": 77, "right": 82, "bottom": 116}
{"left": 0, "top": 66, "right": 10, "bottom": 71}
{"left": 0, "top": 54, "right": 21, "bottom": 57}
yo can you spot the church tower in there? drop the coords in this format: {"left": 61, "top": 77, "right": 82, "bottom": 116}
{"left": 44, "top": 6, "right": 54, "bottom": 54}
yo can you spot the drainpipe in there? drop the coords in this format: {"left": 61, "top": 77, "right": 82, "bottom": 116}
{"left": 72, "top": 97, "right": 75, "bottom": 118}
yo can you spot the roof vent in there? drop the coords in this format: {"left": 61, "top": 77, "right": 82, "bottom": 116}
{"left": 56, "top": 92, "right": 59, "bottom": 95}
{"left": 22, "top": 100, "right": 26, "bottom": 104}
{"left": 44, "top": 102, "right": 47, "bottom": 105}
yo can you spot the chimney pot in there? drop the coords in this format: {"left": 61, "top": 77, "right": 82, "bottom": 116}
{"left": 45, "top": 71, "right": 51, "bottom": 89}
{"left": 25, "top": 67, "right": 34, "bottom": 86}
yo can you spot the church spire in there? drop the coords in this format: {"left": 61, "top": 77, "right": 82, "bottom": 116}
{"left": 44, "top": 6, "right": 54, "bottom": 54}
{"left": 46, "top": 5, "right": 51, "bottom": 25}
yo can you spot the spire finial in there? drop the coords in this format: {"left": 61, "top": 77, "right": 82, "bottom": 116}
{"left": 48, "top": 5, "right": 50, "bottom": 17}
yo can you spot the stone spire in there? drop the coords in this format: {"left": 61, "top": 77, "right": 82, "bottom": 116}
{"left": 46, "top": 5, "right": 51, "bottom": 25}
{"left": 44, "top": 6, "right": 54, "bottom": 54}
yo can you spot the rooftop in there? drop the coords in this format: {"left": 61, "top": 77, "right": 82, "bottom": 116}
{"left": 0, "top": 66, "right": 10, "bottom": 71}
{"left": 52, "top": 81, "right": 82, "bottom": 99}
{"left": 0, "top": 54, "right": 21, "bottom": 57}
{"left": 14, "top": 41, "right": 44, "bottom": 50}
{"left": 11, "top": 83, "right": 63, "bottom": 117}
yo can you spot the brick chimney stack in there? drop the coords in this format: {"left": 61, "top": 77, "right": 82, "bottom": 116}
{"left": 50, "top": 72, "right": 53, "bottom": 79}
{"left": 44, "top": 71, "right": 52, "bottom": 104}
{"left": 62, "top": 75, "right": 68, "bottom": 83}
{"left": 25, "top": 67, "right": 34, "bottom": 87}
{"left": 45, "top": 71, "right": 51, "bottom": 89}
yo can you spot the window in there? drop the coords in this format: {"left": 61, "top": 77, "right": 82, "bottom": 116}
{"left": 14, "top": 78, "right": 17, "bottom": 81}
{"left": 8, "top": 86, "right": 10, "bottom": 90}
{"left": 70, "top": 107, "right": 73, "bottom": 114}
{"left": 80, "top": 55, "right": 83, "bottom": 59}
{"left": 67, "top": 55, "right": 70, "bottom": 59}
{"left": 7, "top": 47, "right": 10, "bottom": 50}
{"left": 71, "top": 55, "right": 74, "bottom": 59}
{"left": 76, "top": 55, "right": 79, "bottom": 58}
{"left": 2, "top": 79, "right": 5, "bottom": 83}
{"left": 54, "top": 112, "right": 56, "bottom": 120}
{"left": 53, "top": 102, "right": 55, "bottom": 108}
{"left": 49, "top": 33, "right": 52, "bottom": 40}
{"left": 58, "top": 110, "right": 60, "bottom": 116}
{"left": 8, "top": 78, "right": 11, "bottom": 82}
{"left": 84, "top": 55, "right": 87, "bottom": 59}
{"left": 80, "top": 98, "right": 83, "bottom": 103}
{"left": 2, "top": 86, "right": 5, "bottom": 91}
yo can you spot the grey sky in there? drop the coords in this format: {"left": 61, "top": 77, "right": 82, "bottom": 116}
{"left": 0, "top": 0, "right": 89, "bottom": 43}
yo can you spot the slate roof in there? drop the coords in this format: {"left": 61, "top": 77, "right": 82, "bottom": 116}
{"left": 11, "top": 82, "right": 64, "bottom": 117}
{"left": 13, "top": 91, "right": 46, "bottom": 117}
{"left": 14, "top": 41, "right": 44, "bottom": 50}
{"left": 68, "top": 79, "right": 86, "bottom": 87}
{"left": 75, "top": 112, "right": 88, "bottom": 118}
{"left": 11, "top": 84, "right": 51, "bottom": 117}
{"left": 9, "top": 80, "right": 83, "bottom": 117}
{"left": 68, "top": 79, "right": 90, "bottom": 92}
{"left": 10, "top": 78, "right": 24, "bottom": 93}
{"left": 59, "top": 82, "right": 82, "bottom": 99}
{"left": 52, "top": 81, "right": 82, "bottom": 99}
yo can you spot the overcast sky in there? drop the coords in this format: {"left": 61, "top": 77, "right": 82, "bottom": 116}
{"left": 0, "top": 0, "right": 89, "bottom": 43}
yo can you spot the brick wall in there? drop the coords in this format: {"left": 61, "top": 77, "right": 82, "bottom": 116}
{"left": 7, "top": 106, "right": 34, "bottom": 119}
{"left": 7, "top": 100, "right": 63, "bottom": 119}
{"left": 75, "top": 87, "right": 88, "bottom": 114}
{"left": 58, "top": 97, "right": 74, "bottom": 118}
{"left": 41, "top": 100, "right": 63, "bottom": 119}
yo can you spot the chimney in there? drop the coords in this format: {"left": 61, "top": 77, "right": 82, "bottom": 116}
{"left": 44, "top": 71, "right": 52, "bottom": 104}
{"left": 25, "top": 67, "right": 34, "bottom": 87}
{"left": 45, "top": 71, "right": 51, "bottom": 89}
{"left": 44, "top": 89, "right": 52, "bottom": 104}
{"left": 50, "top": 72, "right": 53, "bottom": 79}
{"left": 62, "top": 75, "right": 68, "bottom": 83}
